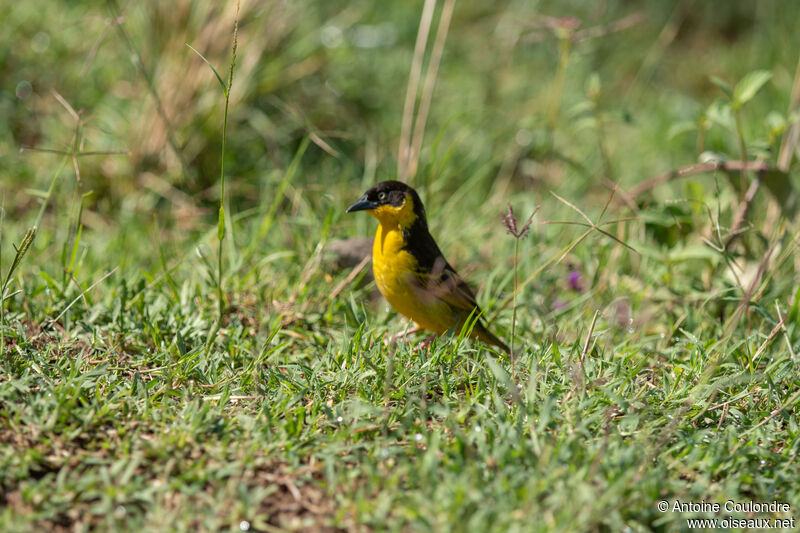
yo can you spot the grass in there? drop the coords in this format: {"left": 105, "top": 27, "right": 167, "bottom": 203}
{"left": 2, "top": 0, "right": 800, "bottom": 531}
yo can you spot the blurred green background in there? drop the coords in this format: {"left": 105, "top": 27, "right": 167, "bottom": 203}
{"left": 4, "top": 0, "right": 798, "bottom": 240}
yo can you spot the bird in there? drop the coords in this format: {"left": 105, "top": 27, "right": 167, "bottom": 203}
{"left": 346, "top": 180, "right": 509, "bottom": 353}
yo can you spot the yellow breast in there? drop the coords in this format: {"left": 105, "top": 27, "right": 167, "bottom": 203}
{"left": 372, "top": 222, "right": 456, "bottom": 333}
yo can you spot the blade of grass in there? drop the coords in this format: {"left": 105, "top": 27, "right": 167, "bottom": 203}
{"left": 407, "top": 0, "right": 456, "bottom": 181}
{"left": 49, "top": 267, "right": 117, "bottom": 324}
{"left": 186, "top": 43, "right": 228, "bottom": 94}
{"left": 398, "top": 0, "right": 436, "bottom": 182}
{"left": 202, "top": 0, "right": 240, "bottom": 353}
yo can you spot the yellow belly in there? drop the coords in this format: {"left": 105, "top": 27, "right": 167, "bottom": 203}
{"left": 372, "top": 224, "right": 457, "bottom": 333}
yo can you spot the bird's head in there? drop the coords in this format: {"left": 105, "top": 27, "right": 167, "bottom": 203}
{"left": 346, "top": 180, "right": 427, "bottom": 228}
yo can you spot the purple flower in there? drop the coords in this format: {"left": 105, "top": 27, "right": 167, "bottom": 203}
{"left": 567, "top": 269, "right": 583, "bottom": 292}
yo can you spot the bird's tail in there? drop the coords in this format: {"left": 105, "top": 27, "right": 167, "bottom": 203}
{"left": 472, "top": 322, "right": 510, "bottom": 354}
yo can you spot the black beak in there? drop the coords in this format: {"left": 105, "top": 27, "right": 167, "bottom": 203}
{"left": 346, "top": 195, "right": 378, "bottom": 213}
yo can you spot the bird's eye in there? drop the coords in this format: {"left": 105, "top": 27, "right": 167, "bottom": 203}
{"left": 378, "top": 192, "right": 386, "bottom": 201}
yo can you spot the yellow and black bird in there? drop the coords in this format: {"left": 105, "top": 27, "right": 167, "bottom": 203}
{"left": 347, "top": 180, "right": 509, "bottom": 353}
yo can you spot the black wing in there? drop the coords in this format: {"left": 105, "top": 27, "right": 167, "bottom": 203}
{"left": 403, "top": 224, "right": 483, "bottom": 315}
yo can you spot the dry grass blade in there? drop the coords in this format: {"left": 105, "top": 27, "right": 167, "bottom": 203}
{"left": 51, "top": 89, "right": 79, "bottom": 121}
{"left": 623, "top": 160, "right": 771, "bottom": 200}
{"left": 553, "top": 229, "right": 593, "bottom": 264}
{"left": 20, "top": 148, "right": 129, "bottom": 156}
{"left": 19, "top": 147, "right": 71, "bottom": 155}
{"left": 574, "top": 310, "right": 599, "bottom": 396}
{"left": 186, "top": 43, "right": 227, "bottom": 94}
{"left": 328, "top": 254, "right": 371, "bottom": 302}
{"left": 49, "top": 267, "right": 118, "bottom": 324}
{"left": 545, "top": 219, "right": 636, "bottom": 247}
{"left": 573, "top": 12, "right": 645, "bottom": 41}
{"left": 745, "top": 388, "right": 800, "bottom": 435}
{"left": 723, "top": 242, "right": 775, "bottom": 338}
{"left": 598, "top": 184, "right": 617, "bottom": 220}
{"left": 20, "top": 86, "right": 127, "bottom": 189}
{"left": 61, "top": 266, "right": 90, "bottom": 312}
{"left": 548, "top": 191, "right": 638, "bottom": 254}
{"left": 407, "top": 0, "right": 456, "bottom": 180}
{"left": 778, "top": 54, "right": 800, "bottom": 171}
{"left": 1, "top": 289, "right": 22, "bottom": 302}
{"left": 398, "top": 0, "right": 436, "bottom": 182}
{"left": 72, "top": 152, "right": 82, "bottom": 183}
{"left": 581, "top": 310, "right": 599, "bottom": 364}
{"left": 80, "top": 15, "right": 125, "bottom": 76}
{"left": 546, "top": 217, "right": 639, "bottom": 227}
{"left": 550, "top": 191, "right": 593, "bottom": 225}
{"left": 309, "top": 131, "right": 341, "bottom": 158}
{"left": 588, "top": 226, "right": 638, "bottom": 254}
{"left": 775, "top": 302, "right": 797, "bottom": 359}
{"left": 107, "top": 0, "right": 190, "bottom": 180}
{"left": 725, "top": 173, "right": 762, "bottom": 248}
{"left": 750, "top": 316, "right": 786, "bottom": 367}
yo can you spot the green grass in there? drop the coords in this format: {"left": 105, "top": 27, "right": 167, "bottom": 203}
{"left": 2, "top": 0, "right": 800, "bottom": 531}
